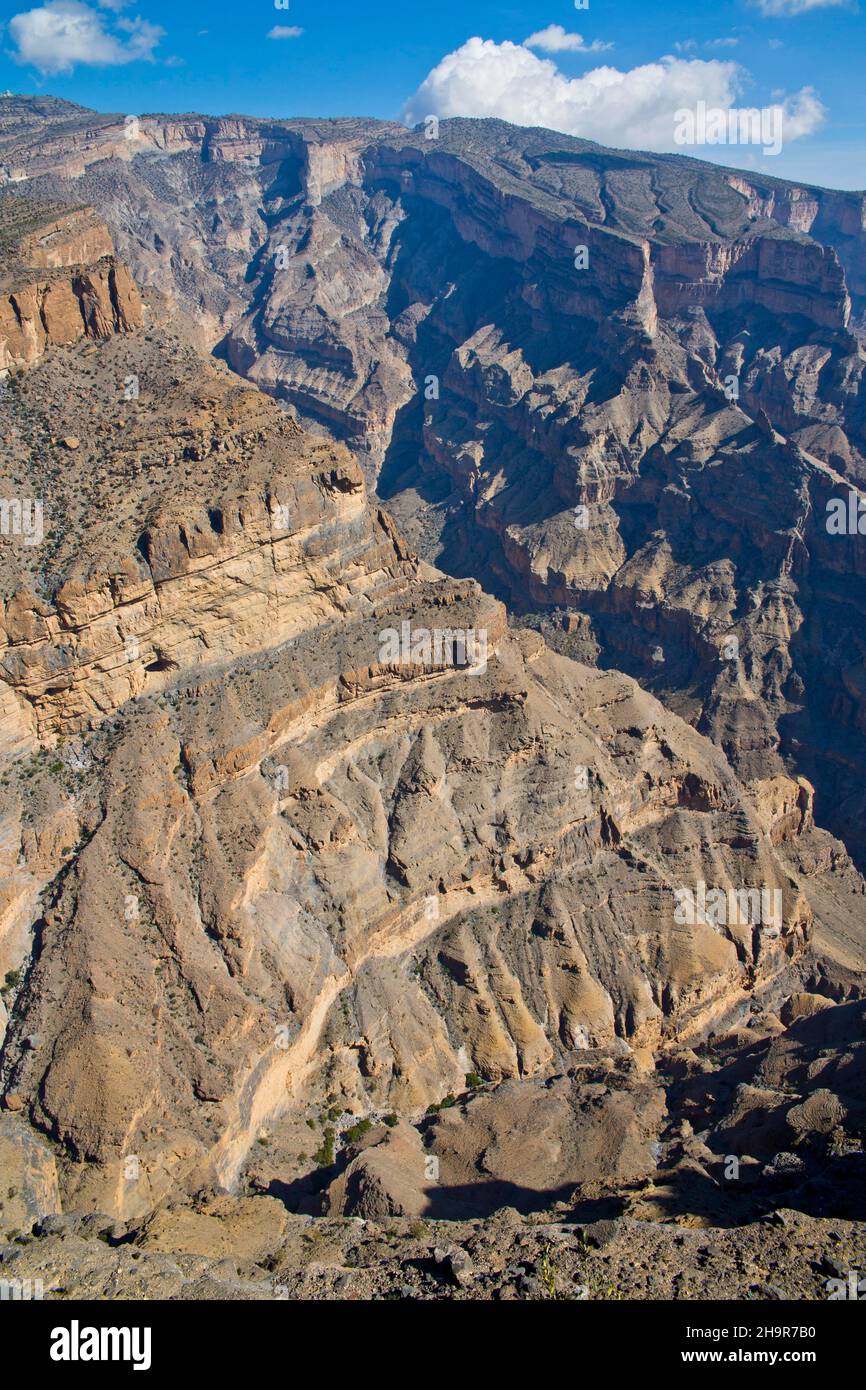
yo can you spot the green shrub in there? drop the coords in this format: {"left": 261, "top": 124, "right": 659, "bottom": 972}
{"left": 342, "top": 1118, "right": 372, "bottom": 1145}
{"left": 313, "top": 1127, "right": 335, "bottom": 1167}
{"left": 425, "top": 1093, "right": 457, "bottom": 1116}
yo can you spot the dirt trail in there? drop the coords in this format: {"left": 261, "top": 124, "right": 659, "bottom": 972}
{"left": 208, "top": 873, "right": 506, "bottom": 1190}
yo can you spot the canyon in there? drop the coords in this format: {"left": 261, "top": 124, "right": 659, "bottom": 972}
{"left": 0, "top": 97, "right": 864, "bottom": 1300}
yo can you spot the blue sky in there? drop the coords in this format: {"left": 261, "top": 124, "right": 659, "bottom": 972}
{"left": 0, "top": 0, "right": 863, "bottom": 188}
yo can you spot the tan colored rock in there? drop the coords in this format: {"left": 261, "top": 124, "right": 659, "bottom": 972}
{"left": 327, "top": 1122, "right": 429, "bottom": 1219}
{"left": 786, "top": 1088, "right": 846, "bottom": 1137}
{"left": 0, "top": 1113, "right": 61, "bottom": 1234}
{"left": 422, "top": 1075, "right": 666, "bottom": 1216}
{"left": 749, "top": 776, "right": 814, "bottom": 844}
{"left": 780, "top": 992, "right": 835, "bottom": 1027}
{"left": 0, "top": 203, "right": 142, "bottom": 374}
{"left": 135, "top": 1195, "right": 290, "bottom": 1259}
{"left": 0, "top": 196, "right": 853, "bottom": 1232}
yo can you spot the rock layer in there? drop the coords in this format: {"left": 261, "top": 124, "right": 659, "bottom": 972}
{"left": 1, "top": 199, "right": 142, "bottom": 373}
{"left": 1, "top": 289, "right": 856, "bottom": 1223}
{"left": 0, "top": 106, "right": 864, "bottom": 1261}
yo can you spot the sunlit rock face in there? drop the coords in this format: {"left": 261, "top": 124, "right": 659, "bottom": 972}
{"left": 0, "top": 104, "right": 864, "bottom": 1244}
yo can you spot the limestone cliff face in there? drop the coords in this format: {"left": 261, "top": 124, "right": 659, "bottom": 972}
{"left": 0, "top": 205, "right": 142, "bottom": 373}
{"left": 1, "top": 111, "right": 207, "bottom": 183}
{"left": 1, "top": 296, "right": 851, "bottom": 1223}
{"left": 725, "top": 171, "right": 866, "bottom": 307}
{"left": 653, "top": 234, "right": 850, "bottom": 327}
{"left": 213, "top": 126, "right": 855, "bottom": 479}
{"left": 0, "top": 451, "right": 409, "bottom": 740}
{"left": 0, "top": 101, "right": 397, "bottom": 187}
{"left": 146, "top": 116, "right": 862, "bottom": 873}
{"left": 0, "top": 571, "right": 820, "bottom": 1217}
{"left": 0, "top": 262, "right": 142, "bottom": 373}
{"left": 9, "top": 103, "right": 856, "bottom": 471}
{"left": 13, "top": 207, "right": 115, "bottom": 269}
{"left": 0, "top": 109, "right": 865, "bottom": 1230}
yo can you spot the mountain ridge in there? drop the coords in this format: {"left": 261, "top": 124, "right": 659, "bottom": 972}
{"left": 0, "top": 101, "right": 864, "bottom": 1298}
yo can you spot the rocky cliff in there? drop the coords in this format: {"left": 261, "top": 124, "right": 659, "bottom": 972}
{"left": 1, "top": 198, "right": 142, "bottom": 374}
{"left": 0, "top": 104, "right": 864, "bottom": 1276}
{"left": 2, "top": 263, "right": 861, "bottom": 1228}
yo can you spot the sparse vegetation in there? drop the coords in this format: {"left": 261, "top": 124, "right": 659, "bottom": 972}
{"left": 342, "top": 1118, "right": 372, "bottom": 1145}
{"left": 426, "top": 1093, "right": 457, "bottom": 1115}
{"left": 313, "top": 1127, "right": 335, "bottom": 1167}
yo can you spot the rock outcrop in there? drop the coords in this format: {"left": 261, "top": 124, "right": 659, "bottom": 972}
{"left": 1, "top": 198, "right": 142, "bottom": 374}
{"left": 0, "top": 104, "right": 864, "bottom": 1291}
{"left": 1, "top": 274, "right": 857, "bottom": 1225}
{"left": 8, "top": 103, "right": 862, "bottom": 868}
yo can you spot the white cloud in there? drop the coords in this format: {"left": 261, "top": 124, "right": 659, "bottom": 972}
{"left": 402, "top": 37, "right": 825, "bottom": 154}
{"left": 751, "top": 0, "right": 848, "bottom": 13}
{"left": 9, "top": 0, "right": 164, "bottom": 74}
{"left": 769, "top": 85, "right": 825, "bottom": 139}
{"left": 524, "top": 25, "right": 612, "bottom": 54}
{"left": 267, "top": 25, "right": 303, "bottom": 39}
